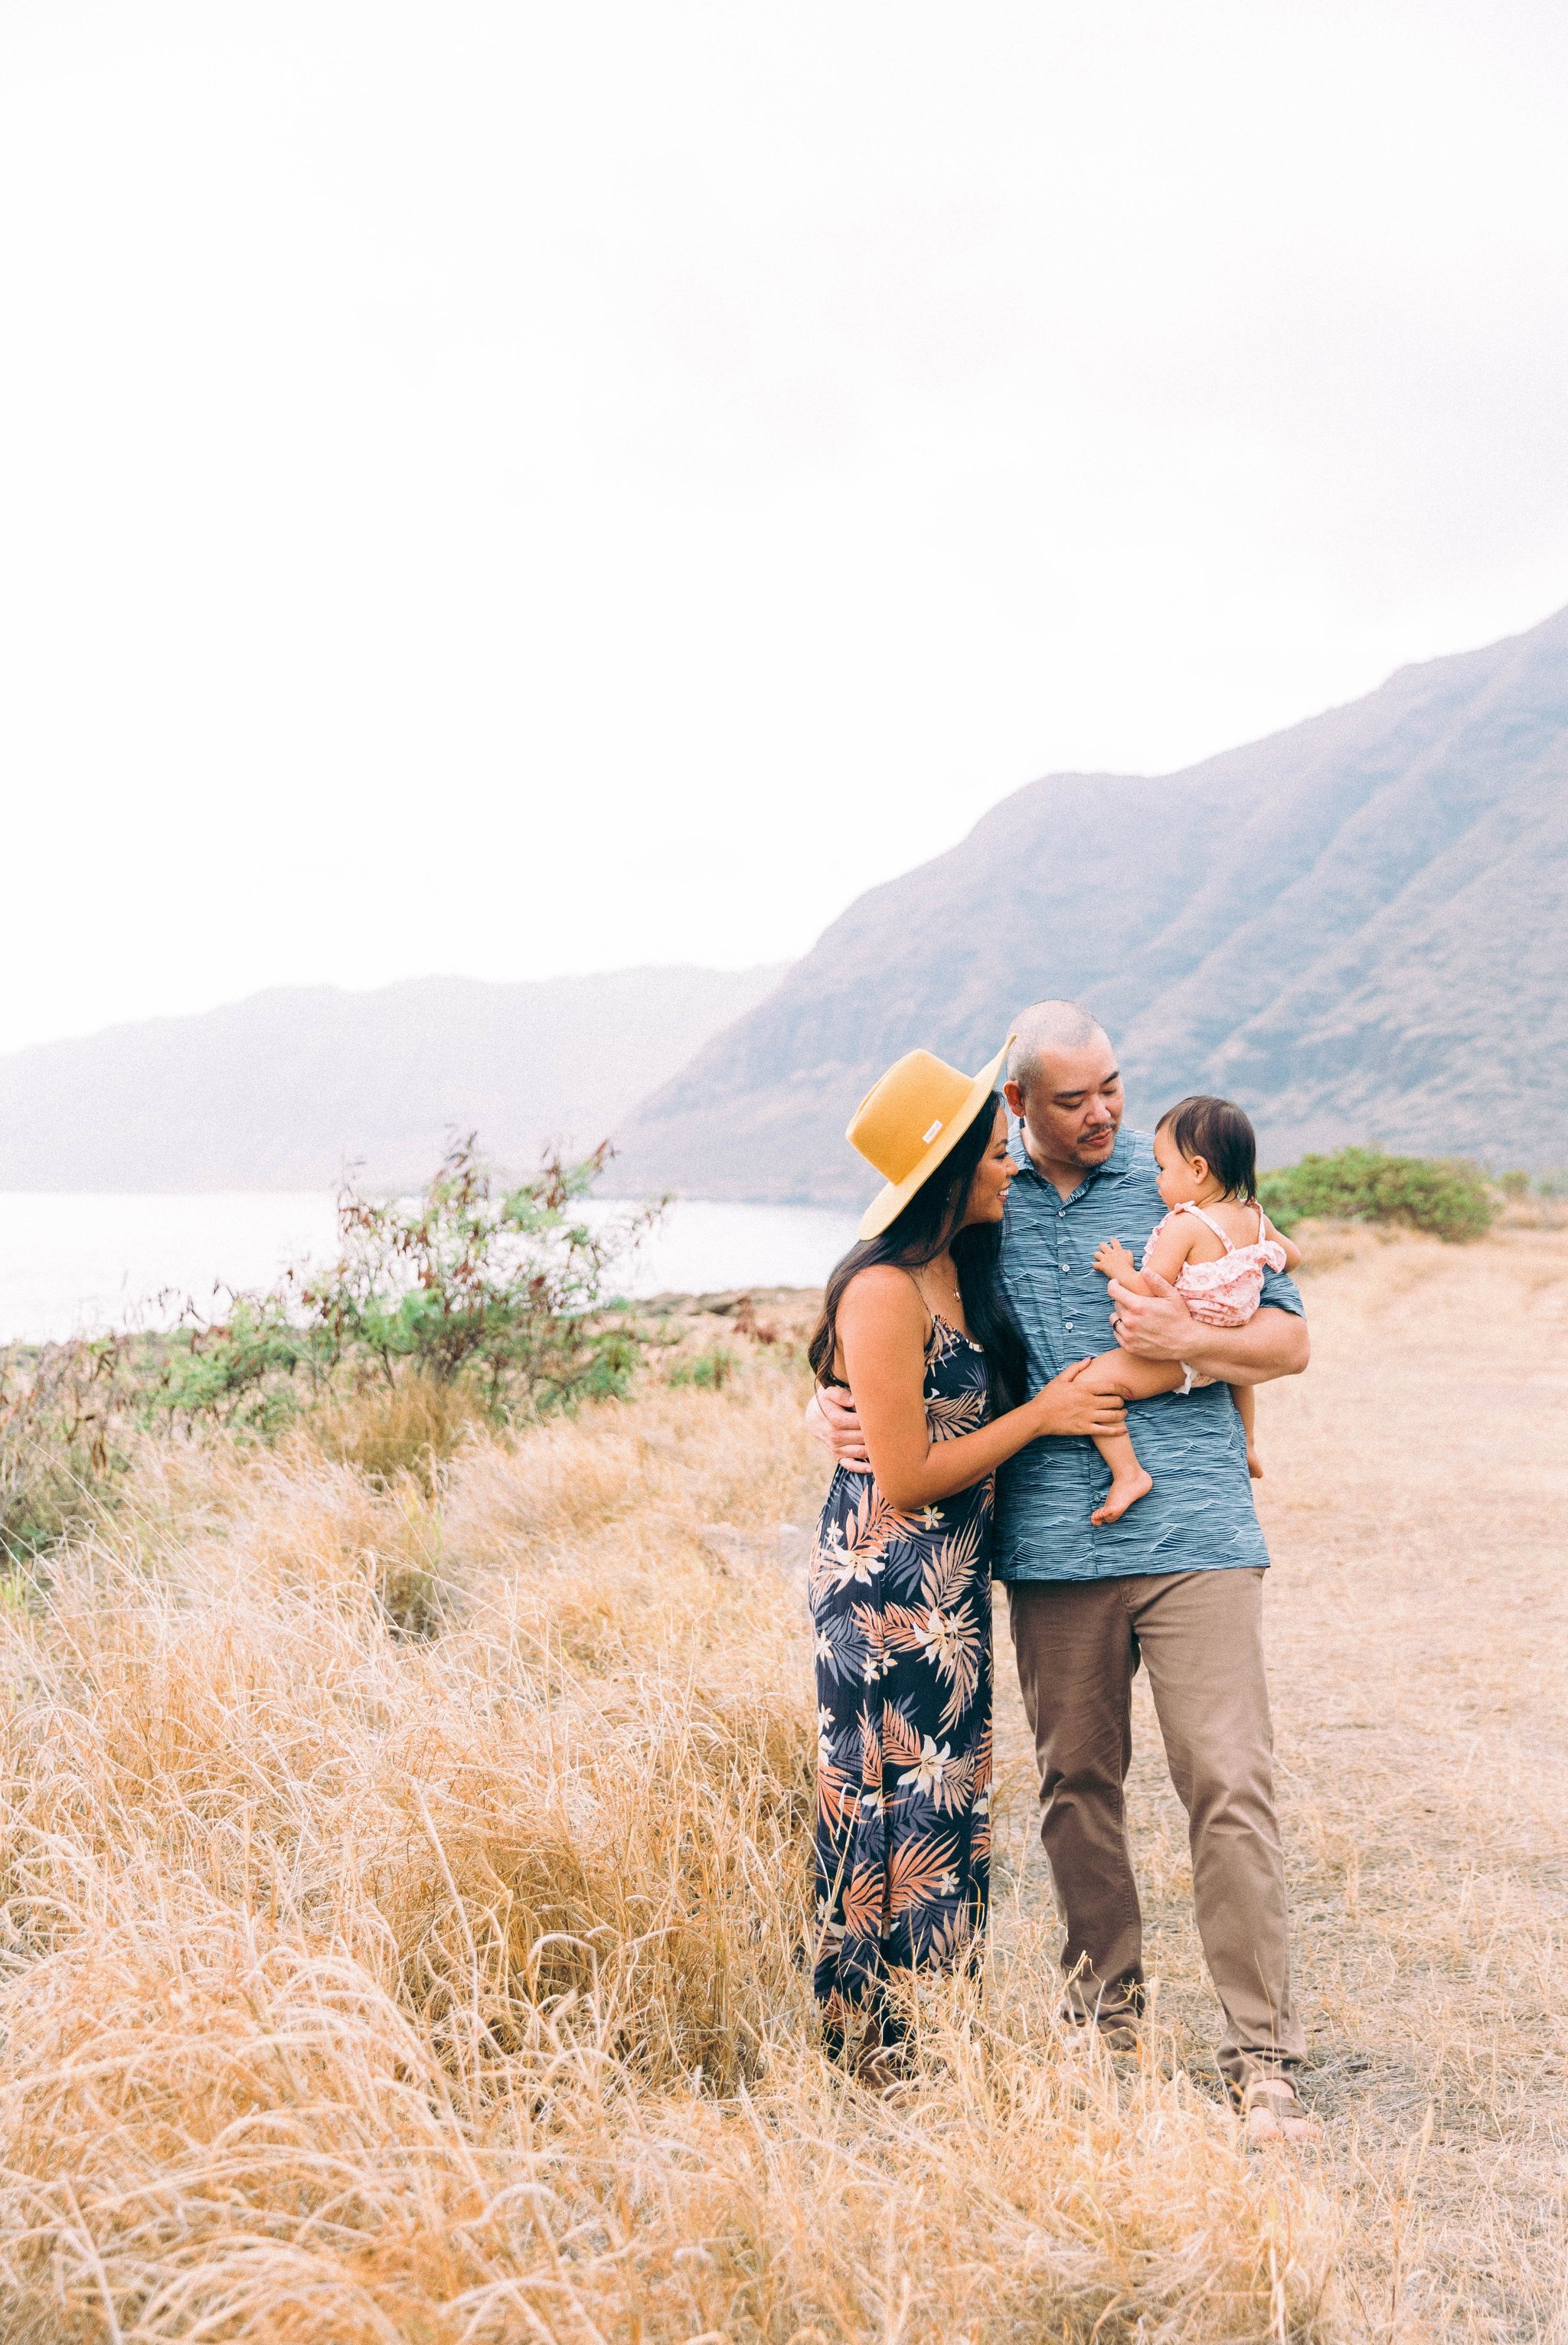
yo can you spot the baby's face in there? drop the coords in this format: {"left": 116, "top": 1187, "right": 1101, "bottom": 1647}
{"left": 1153, "top": 1126, "right": 1207, "bottom": 1208}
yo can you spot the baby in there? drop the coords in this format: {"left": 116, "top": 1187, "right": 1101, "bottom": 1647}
{"left": 1076, "top": 1093, "right": 1302, "bottom": 1525}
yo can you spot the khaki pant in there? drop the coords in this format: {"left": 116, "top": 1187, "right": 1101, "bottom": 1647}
{"left": 1007, "top": 1567, "right": 1304, "bottom": 2092}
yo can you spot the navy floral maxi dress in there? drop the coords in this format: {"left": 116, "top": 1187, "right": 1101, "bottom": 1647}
{"left": 810, "top": 1315, "right": 994, "bottom": 2049}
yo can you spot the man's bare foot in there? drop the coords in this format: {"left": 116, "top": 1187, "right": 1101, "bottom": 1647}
{"left": 1242, "top": 2076, "right": 1321, "bottom": 2145}
{"left": 1247, "top": 1447, "right": 1265, "bottom": 1481}
{"left": 1091, "top": 1468, "right": 1153, "bottom": 1526}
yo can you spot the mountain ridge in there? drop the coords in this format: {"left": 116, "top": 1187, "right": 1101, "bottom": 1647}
{"left": 606, "top": 607, "right": 1568, "bottom": 1205}
{"left": 0, "top": 965, "right": 786, "bottom": 1193}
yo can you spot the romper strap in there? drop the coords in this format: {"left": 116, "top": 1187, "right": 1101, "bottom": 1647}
{"left": 1174, "top": 1200, "right": 1235, "bottom": 1251}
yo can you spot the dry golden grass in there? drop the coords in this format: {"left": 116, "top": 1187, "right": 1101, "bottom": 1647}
{"left": 1045, "top": 1223, "right": 1566, "bottom": 2343}
{"left": 1263, "top": 1225, "right": 1568, "bottom": 2339}
{"left": 0, "top": 1236, "right": 1558, "bottom": 2340}
{"left": 312, "top": 1371, "right": 480, "bottom": 1490}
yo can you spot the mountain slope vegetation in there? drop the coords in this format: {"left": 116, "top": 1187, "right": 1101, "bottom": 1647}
{"left": 0, "top": 965, "right": 785, "bottom": 1193}
{"left": 610, "top": 606, "right": 1568, "bottom": 1204}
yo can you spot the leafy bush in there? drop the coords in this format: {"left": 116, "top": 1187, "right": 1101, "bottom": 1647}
{"left": 1259, "top": 1145, "right": 1495, "bottom": 1243}
{"left": 0, "top": 1334, "right": 142, "bottom": 1560}
{"left": 294, "top": 1136, "right": 655, "bottom": 1415}
{"left": 154, "top": 1296, "right": 326, "bottom": 1439}
{"left": 1, "top": 1137, "right": 662, "bottom": 1558}
{"left": 668, "top": 1344, "right": 737, "bottom": 1392}
{"left": 155, "top": 1135, "right": 659, "bottom": 1437}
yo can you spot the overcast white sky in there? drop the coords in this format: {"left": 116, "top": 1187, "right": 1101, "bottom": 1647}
{"left": 4, "top": 1, "right": 1567, "bottom": 1054}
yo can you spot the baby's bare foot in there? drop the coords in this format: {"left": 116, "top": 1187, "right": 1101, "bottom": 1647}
{"left": 1091, "top": 1468, "right": 1153, "bottom": 1525}
{"left": 1247, "top": 1448, "right": 1265, "bottom": 1481}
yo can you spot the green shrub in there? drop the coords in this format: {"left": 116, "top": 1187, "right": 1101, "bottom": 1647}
{"left": 1259, "top": 1145, "right": 1495, "bottom": 1243}
{"left": 286, "top": 1135, "right": 659, "bottom": 1419}
{"left": 0, "top": 1334, "right": 141, "bottom": 1560}
{"left": 668, "top": 1345, "right": 737, "bottom": 1392}
{"left": 1, "top": 1137, "right": 662, "bottom": 1560}
{"left": 149, "top": 1135, "right": 661, "bottom": 1435}
{"left": 154, "top": 1296, "right": 326, "bottom": 1439}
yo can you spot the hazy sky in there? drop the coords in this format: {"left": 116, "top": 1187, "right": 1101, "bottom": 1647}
{"left": 4, "top": 2, "right": 1568, "bottom": 1053}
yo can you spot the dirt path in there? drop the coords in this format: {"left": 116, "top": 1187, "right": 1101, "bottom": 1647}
{"left": 990, "top": 1227, "right": 1568, "bottom": 2342}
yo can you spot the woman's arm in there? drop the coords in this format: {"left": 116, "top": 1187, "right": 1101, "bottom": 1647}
{"left": 806, "top": 1364, "right": 1128, "bottom": 1474}
{"left": 834, "top": 1266, "right": 1129, "bottom": 1509}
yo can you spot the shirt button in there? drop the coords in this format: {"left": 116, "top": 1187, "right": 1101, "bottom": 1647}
{"left": 1064, "top": 1320, "right": 1075, "bottom": 1331}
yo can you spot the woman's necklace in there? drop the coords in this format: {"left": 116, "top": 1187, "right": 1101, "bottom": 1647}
{"left": 916, "top": 1258, "right": 964, "bottom": 1321}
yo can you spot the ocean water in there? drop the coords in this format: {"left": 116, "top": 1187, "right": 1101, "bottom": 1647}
{"left": 0, "top": 1192, "right": 861, "bottom": 1344}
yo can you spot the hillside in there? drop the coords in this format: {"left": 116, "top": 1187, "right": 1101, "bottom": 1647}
{"left": 609, "top": 605, "right": 1568, "bottom": 1204}
{"left": 0, "top": 965, "right": 785, "bottom": 1193}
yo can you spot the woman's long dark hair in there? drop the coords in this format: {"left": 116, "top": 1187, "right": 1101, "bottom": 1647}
{"left": 808, "top": 1094, "right": 1028, "bottom": 1415}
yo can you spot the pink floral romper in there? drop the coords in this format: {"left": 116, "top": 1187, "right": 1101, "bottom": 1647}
{"left": 1144, "top": 1200, "right": 1288, "bottom": 1390}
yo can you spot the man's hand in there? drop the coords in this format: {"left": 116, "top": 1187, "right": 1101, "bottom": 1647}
{"left": 1109, "top": 1275, "right": 1311, "bottom": 1384}
{"left": 1106, "top": 1268, "right": 1198, "bottom": 1362}
{"left": 805, "top": 1383, "right": 872, "bottom": 1471}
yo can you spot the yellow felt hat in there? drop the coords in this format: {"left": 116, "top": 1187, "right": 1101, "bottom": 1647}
{"left": 847, "top": 1037, "right": 1014, "bottom": 1241}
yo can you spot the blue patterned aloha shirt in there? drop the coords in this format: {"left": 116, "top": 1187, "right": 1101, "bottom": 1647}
{"left": 995, "top": 1124, "right": 1305, "bottom": 1581}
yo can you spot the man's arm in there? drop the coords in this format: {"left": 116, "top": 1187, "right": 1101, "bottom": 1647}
{"left": 806, "top": 1360, "right": 1132, "bottom": 1468}
{"left": 1108, "top": 1271, "right": 1309, "bottom": 1387}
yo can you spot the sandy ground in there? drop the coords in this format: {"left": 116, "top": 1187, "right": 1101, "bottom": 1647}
{"left": 983, "top": 1226, "right": 1568, "bottom": 2340}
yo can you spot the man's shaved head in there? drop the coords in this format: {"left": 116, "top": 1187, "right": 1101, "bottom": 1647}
{"left": 1004, "top": 1000, "right": 1124, "bottom": 1189}
{"left": 1008, "top": 1001, "right": 1110, "bottom": 1089}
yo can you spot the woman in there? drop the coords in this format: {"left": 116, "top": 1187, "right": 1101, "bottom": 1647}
{"left": 807, "top": 1040, "right": 1128, "bottom": 2076}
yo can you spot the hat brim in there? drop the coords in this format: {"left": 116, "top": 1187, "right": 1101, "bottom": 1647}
{"left": 856, "top": 1040, "right": 1014, "bottom": 1242}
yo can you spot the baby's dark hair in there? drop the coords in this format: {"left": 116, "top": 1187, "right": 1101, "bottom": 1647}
{"left": 1156, "top": 1094, "right": 1259, "bottom": 1202}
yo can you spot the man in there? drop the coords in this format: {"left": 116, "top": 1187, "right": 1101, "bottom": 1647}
{"left": 811, "top": 1001, "right": 1318, "bottom": 2141}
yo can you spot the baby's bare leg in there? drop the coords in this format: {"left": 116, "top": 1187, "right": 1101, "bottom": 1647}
{"left": 1231, "top": 1383, "right": 1263, "bottom": 1478}
{"left": 1076, "top": 1349, "right": 1186, "bottom": 1525}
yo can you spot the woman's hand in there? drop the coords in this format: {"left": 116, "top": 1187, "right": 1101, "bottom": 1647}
{"left": 810, "top": 1357, "right": 1125, "bottom": 1484}
{"left": 1028, "top": 1358, "right": 1129, "bottom": 1440}
{"left": 1093, "top": 1238, "right": 1138, "bottom": 1282}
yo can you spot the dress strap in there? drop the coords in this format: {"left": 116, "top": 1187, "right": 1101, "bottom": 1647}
{"left": 1174, "top": 1200, "right": 1234, "bottom": 1251}
{"left": 1256, "top": 1201, "right": 1267, "bottom": 1245}
{"left": 901, "top": 1267, "right": 937, "bottom": 1342}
